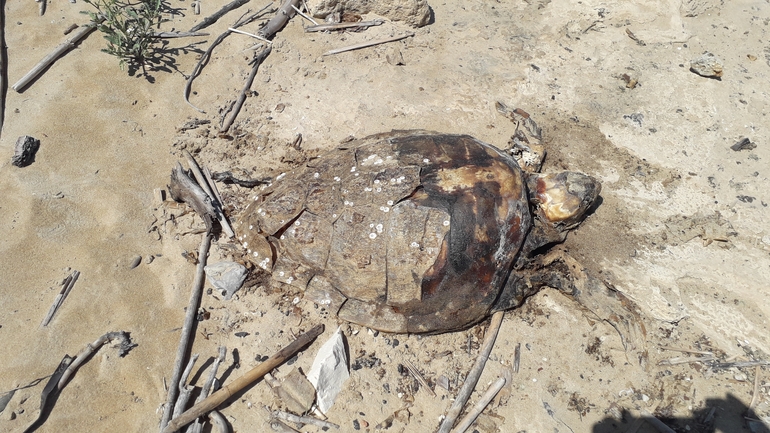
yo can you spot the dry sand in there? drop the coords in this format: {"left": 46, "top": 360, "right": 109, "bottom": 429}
{"left": 1, "top": 0, "right": 769, "bottom": 432}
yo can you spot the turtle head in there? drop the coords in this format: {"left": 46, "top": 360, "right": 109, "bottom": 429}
{"left": 526, "top": 171, "right": 601, "bottom": 229}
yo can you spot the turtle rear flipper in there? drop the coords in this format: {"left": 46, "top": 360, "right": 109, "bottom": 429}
{"left": 495, "top": 252, "right": 649, "bottom": 368}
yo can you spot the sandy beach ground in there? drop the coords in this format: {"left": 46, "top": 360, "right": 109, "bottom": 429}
{"left": 1, "top": 0, "right": 769, "bottom": 432}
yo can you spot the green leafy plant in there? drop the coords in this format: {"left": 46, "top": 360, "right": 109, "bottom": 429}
{"left": 81, "top": 0, "right": 169, "bottom": 73}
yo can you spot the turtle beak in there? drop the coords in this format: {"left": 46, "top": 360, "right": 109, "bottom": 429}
{"left": 528, "top": 172, "right": 601, "bottom": 228}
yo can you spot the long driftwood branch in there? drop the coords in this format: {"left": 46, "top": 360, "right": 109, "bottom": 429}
{"left": 162, "top": 324, "right": 324, "bottom": 433}
{"left": 159, "top": 233, "right": 212, "bottom": 431}
{"left": 184, "top": 3, "right": 274, "bottom": 112}
{"left": 12, "top": 21, "right": 101, "bottom": 92}
{"left": 437, "top": 311, "right": 504, "bottom": 433}
{"left": 189, "top": 0, "right": 251, "bottom": 33}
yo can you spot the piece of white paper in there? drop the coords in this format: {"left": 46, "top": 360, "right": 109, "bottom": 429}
{"left": 306, "top": 326, "right": 349, "bottom": 414}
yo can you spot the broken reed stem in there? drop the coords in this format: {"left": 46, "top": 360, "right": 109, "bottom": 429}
{"left": 13, "top": 21, "right": 102, "bottom": 92}
{"left": 450, "top": 377, "right": 506, "bottom": 433}
{"left": 219, "top": 45, "right": 271, "bottom": 133}
{"left": 162, "top": 324, "right": 325, "bottom": 433}
{"left": 272, "top": 410, "right": 340, "bottom": 429}
{"left": 437, "top": 311, "right": 504, "bottom": 433}
{"left": 658, "top": 346, "right": 713, "bottom": 356}
{"left": 189, "top": 0, "right": 250, "bottom": 32}
{"left": 172, "top": 354, "right": 198, "bottom": 418}
{"left": 154, "top": 31, "right": 209, "bottom": 38}
{"left": 41, "top": 270, "right": 80, "bottom": 327}
{"left": 184, "top": 3, "right": 274, "bottom": 112}
{"left": 159, "top": 233, "right": 213, "bottom": 432}
{"left": 404, "top": 359, "right": 435, "bottom": 397}
{"left": 322, "top": 33, "right": 414, "bottom": 56}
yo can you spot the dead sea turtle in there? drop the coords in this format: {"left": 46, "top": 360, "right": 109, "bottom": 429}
{"left": 236, "top": 127, "right": 644, "bottom": 347}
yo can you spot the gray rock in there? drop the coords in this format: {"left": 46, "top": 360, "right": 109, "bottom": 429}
{"left": 308, "top": 0, "right": 430, "bottom": 27}
{"left": 12, "top": 136, "right": 40, "bottom": 167}
{"left": 690, "top": 52, "right": 723, "bottom": 78}
{"left": 204, "top": 261, "right": 248, "bottom": 300}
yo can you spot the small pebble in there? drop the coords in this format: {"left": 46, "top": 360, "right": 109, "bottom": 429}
{"left": 690, "top": 52, "right": 723, "bottom": 78}
{"left": 129, "top": 255, "right": 142, "bottom": 269}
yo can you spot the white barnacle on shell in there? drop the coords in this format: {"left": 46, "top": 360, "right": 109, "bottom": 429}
{"left": 334, "top": 176, "right": 341, "bottom": 182}
{"left": 375, "top": 158, "right": 384, "bottom": 165}
{"left": 278, "top": 271, "right": 285, "bottom": 277}
{"left": 253, "top": 251, "right": 259, "bottom": 257}
{"left": 295, "top": 220, "right": 300, "bottom": 226}
{"left": 443, "top": 220, "right": 450, "bottom": 226}
{"left": 374, "top": 179, "right": 380, "bottom": 184}
{"left": 369, "top": 223, "right": 375, "bottom": 228}
{"left": 314, "top": 172, "right": 320, "bottom": 178}
{"left": 387, "top": 200, "right": 394, "bottom": 206}
{"left": 423, "top": 158, "right": 430, "bottom": 163}
{"left": 287, "top": 277, "right": 294, "bottom": 284}
{"left": 380, "top": 206, "right": 390, "bottom": 212}
{"left": 410, "top": 241, "right": 420, "bottom": 248}
{"left": 376, "top": 223, "right": 383, "bottom": 233}
{"left": 243, "top": 242, "right": 248, "bottom": 248}
{"left": 249, "top": 225, "right": 253, "bottom": 230}
{"left": 364, "top": 187, "right": 373, "bottom": 192}
{"left": 369, "top": 233, "right": 377, "bottom": 239}
{"left": 350, "top": 167, "right": 356, "bottom": 172}
{"left": 276, "top": 172, "right": 286, "bottom": 180}
{"left": 280, "top": 235, "right": 285, "bottom": 240}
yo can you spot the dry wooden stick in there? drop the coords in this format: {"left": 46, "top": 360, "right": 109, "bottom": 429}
{"left": 258, "top": 0, "right": 300, "bottom": 39}
{"left": 322, "top": 33, "right": 414, "bottom": 56}
{"left": 162, "top": 324, "right": 324, "bottom": 433}
{"left": 189, "top": 0, "right": 250, "bottom": 32}
{"left": 208, "top": 411, "right": 229, "bottom": 433}
{"left": 0, "top": 1, "right": 5, "bottom": 137}
{"left": 12, "top": 21, "right": 101, "bottom": 92}
{"left": 159, "top": 233, "right": 213, "bottom": 431}
{"left": 189, "top": 346, "right": 227, "bottom": 433}
{"left": 57, "top": 331, "right": 135, "bottom": 389}
{"left": 183, "top": 3, "right": 273, "bottom": 112}
{"left": 450, "top": 377, "right": 506, "bottom": 433}
{"left": 219, "top": 45, "right": 271, "bottom": 133}
{"left": 183, "top": 151, "right": 235, "bottom": 238}
{"left": 290, "top": 4, "right": 317, "bottom": 25}
{"left": 304, "top": 19, "right": 383, "bottom": 33}
{"left": 154, "top": 31, "right": 210, "bottom": 38}
{"left": 41, "top": 270, "right": 80, "bottom": 327}
{"left": 748, "top": 365, "right": 762, "bottom": 414}
{"left": 658, "top": 346, "right": 713, "bottom": 356}
{"left": 172, "top": 354, "right": 199, "bottom": 418}
{"left": 437, "top": 311, "right": 504, "bottom": 433}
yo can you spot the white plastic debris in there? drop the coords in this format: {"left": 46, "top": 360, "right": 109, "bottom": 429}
{"left": 204, "top": 261, "right": 247, "bottom": 300}
{"left": 307, "top": 326, "right": 349, "bottom": 414}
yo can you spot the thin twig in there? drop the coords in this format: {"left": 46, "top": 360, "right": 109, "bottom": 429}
{"left": 403, "top": 360, "right": 435, "bottom": 397}
{"left": 228, "top": 27, "right": 272, "bottom": 43}
{"left": 450, "top": 377, "right": 506, "bottom": 433}
{"left": 322, "top": 33, "right": 414, "bottom": 56}
{"left": 189, "top": 0, "right": 250, "bottom": 32}
{"left": 13, "top": 21, "right": 101, "bottom": 92}
{"left": 159, "top": 233, "right": 213, "bottom": 432}
{"left": 658, "top": 346, "right": 713, "bottom": 356}
{"left": 162, "top": 324, "right": 324, "bottom": 433}
{"left": 437, "top": 311, "right": 505, "bottom": 433}
{"left": 304, "top": 19, "right": 383, "bottom": 33}
{"left": 219, "top": 46, "right": 271, "bottom": 133}
{"left": 657, "top": 355, "right": 716, "bottom": 366}
{"left": 154, "top": 31, "right": 210, "bottom": 38}
{"left": 41, "top": 270, "right": 80, "bottom": 327}
{"left": 272, "top": 410, "right": 340, "bottom": 429}
{"left": 0, "top": 1, "right": 6, "bottom": 137}
{"left": 183, "top": 3, "right": 273, "bottom": 112}
{"left": 290, "top": 4, "right": 318, "bottom": 25}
